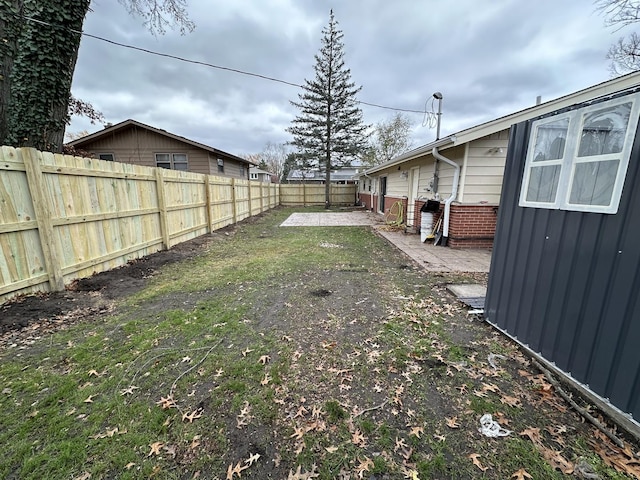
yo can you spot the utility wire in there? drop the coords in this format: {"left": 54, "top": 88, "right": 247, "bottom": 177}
{"left": 22, "top": 14, "right": 431, "bottom": 115}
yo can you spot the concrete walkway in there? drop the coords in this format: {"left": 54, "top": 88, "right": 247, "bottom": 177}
{"left": 375, "top": 228, "right": 492, "bottom": 273}
{"left": 280, "top": 211, "right": 492, "bottom": 273}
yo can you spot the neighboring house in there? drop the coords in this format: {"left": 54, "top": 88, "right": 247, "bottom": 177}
{"left": 250, "top": 167, "right": 275, "bottom": 183}
{"left": 360, "top": 71, "right": 640, "bottom": 248}
{"left": 485, "top": 85, "right": 640, "bottom": 436}
{"left": 287, "top": 167, "right": 360, "bottom": 184}
{"left": 65, "top": 119, "right": 255, "bottom": 179}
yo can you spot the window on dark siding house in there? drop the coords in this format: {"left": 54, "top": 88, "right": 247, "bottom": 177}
{"left": 98, "top": 153, "right": 115, "bottom": 161}
{"left": 155, "top": 153, "right": 188, "bottom": 171}
{"left": 217, "top": 158, "right": 224, "bottom": 173}
{"left": 519, "top": 93, "right": 640, "bottom": 214}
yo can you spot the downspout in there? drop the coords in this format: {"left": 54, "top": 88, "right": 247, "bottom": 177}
{"left": 432, "top": 147, "right": 459, "bottom": 247}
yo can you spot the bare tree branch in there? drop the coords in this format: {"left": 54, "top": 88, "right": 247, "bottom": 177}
{"left": 118, "top": 0, "right": 195, "bottom": 35}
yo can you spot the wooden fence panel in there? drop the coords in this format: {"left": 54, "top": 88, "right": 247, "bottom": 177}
{"left": 2, "top": 146, "right": 363, "bottom": 304}
{"left": 208, "top": 175, "right": 235, "bottom": 230}
{"left": 279, "top": 184, "right": 356, "bottom": 206}
{"left": 0, "top": 147, "right": 49, "bottom": 298}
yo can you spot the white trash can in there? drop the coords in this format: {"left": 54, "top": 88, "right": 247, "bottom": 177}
{"left": 421, "top": 212, "right": 434, "bottom": 243}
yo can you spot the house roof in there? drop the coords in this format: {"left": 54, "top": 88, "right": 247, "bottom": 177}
{"left": 249, "top": 167, "right": 272, "bottom": 175}
{"left": 365, "top": 71, "right": 640, "bottom": 175}
{"left": 287, "top": 169, "right": 358, "bottom": 182}
{"left": 66, "top": 119, "right": 256, "bottom": 165}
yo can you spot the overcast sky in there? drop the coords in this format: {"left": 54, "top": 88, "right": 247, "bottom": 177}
{"left": 68, "top": 0, "right": 626, "bottom": 157}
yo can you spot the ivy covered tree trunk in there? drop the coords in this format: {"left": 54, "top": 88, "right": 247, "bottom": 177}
{"left": 1, "top": 0, "right": 90, "bottom": 152}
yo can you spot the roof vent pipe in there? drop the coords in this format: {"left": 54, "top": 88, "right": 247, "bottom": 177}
{"left": 536, "top": 95, "right": 542, "bottom": 106}
{"left": 432, "top": 146, "right": 459, "bottom": 246}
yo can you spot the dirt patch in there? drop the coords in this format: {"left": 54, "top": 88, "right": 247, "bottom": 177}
{"left": 0, "top": 227, "right": 235, "bottom": 338}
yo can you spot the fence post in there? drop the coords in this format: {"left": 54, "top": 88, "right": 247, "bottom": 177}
{"left": 155, "top": 168, "right": 170, "bottom": 249}
{"left": 231, "top": 178, "right": 237, "bottom": 224}
{"left": 204, "top": 175, "right": 213, "bottom": 233}
{"left": 22, "top": 148, "right": 65, "bottom": 291}
{"left": 247, "top": 179, "right": 252, "bottom": 217}
{"left": 260, "top": 182, "right": 264, "bottom": 212}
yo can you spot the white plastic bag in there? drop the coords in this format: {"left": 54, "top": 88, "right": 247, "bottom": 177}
{"left": 478, "top": 414, "right": 512, "bottom": 437}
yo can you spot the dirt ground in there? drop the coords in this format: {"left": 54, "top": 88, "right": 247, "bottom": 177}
{"left": 1, "top": 212, "right": 639, "bottom": 479}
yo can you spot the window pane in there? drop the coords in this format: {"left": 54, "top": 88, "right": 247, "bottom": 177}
{"left": 569, "top": 159, "right": 619, "bottom": 206}
{"left": 98, "top": 153, "right": 114, "bottom": 161}
{"left": 155, "top": 154, "right": 170, "bottom": 162}
{"left": 157, "top": 163, "right": 171, "bottom": 169}
{"left": 578, "top": 103, "right": 631, "bottom": 157}
{"left": 173, "top": 154, "right": 187, "bottom": 163}
{"left": 533, "top": 118, "right": 569, "bottom": 162}
{"left": 526, "top": 165, "right": 561, "bottom": 203}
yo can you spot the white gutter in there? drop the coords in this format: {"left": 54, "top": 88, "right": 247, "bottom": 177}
{"left": 432, "top": 146, "right": 460, "bottom": 246}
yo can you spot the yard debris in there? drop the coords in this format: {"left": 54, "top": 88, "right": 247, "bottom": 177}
{"left": 478, "top": 413, "right": 512, "bottom": 437}
{"left": 488, "top": 353, "right": 506, "bottom": 369}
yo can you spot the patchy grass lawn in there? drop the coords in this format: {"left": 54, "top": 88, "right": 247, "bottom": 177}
{"left": 0, "top": 207, "right": 637, "bottom": 479}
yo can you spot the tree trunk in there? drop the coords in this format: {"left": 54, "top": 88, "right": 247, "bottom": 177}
{"left": 0, "top": 1, "right": 24, "bottom": 144}
{"left": 2, "top": 0, "right": 90, "bottom": 152}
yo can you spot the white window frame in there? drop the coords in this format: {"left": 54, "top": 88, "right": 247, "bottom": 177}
{"left": 155, "top": 153, "right": 188, "bottom": 171}
{"left": 519, "top": 93, "right": 640, "bottom": 214}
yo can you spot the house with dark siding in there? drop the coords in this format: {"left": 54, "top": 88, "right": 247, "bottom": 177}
{"left": 65, "top": 119, "right": 254, "bottom": 179}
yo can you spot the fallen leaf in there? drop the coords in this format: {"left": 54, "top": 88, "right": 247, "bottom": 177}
{"left": 355, "top": 457, "right": 374, "bottom": 479}
{"left": 409, "top": 426, "right": 424, "bottom": 438}
{"left": 181, "top": 356, "right": 192, "bottom": 363}
{"left": 351, "top": 429, "right": 367, "bottom": 446}
{"left": 87, "top": 369, "right": 100, "bottom": 377}
{"left": 163, "top": 444, "right": 177, "bottom": 459}
{"left": 511, "top": 468, "right": 533, "bottom": 479}
{"left": 241, "top": 348, "right": 253, "bottom": 357}
{"left": 245, "top": 452, "right": 261, "bottom": 466}
{"left": 258, "top": 355, "right": 270, "bottom": 365}
{"left": 325, "top": 446, "right": 339, "bottom": 453}
{"left": 469, "top": 453, "right": 489, "bottom": 471}
{"left": 261, "top": 373, "right": 271, "bottom": 385}
{"left": 182, "top": 409, "right": 203, "bottom": 423}
{"left": 156, "top": 395, "right": 177, "bottom": 409}
{"left": 73, "top": 473, "right": 91, "bottom": 480}
{"left": 120, "top": 385, "right": 139, "bottom": 396}
{"left": 125, "top": 462, "right": 136, "bottom": 470}
{"left": 148, "top": 442, "right": 164, "bottom": 457}
{"left": 445, "top": 417, "right": 460, "bottom": 429}
{"left": 83, "top": 395, "right": 96, "bottom": 403}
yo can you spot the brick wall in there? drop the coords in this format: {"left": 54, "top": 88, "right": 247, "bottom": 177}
{"left": 448, "top": 204, "right": 497, "bottom": 248}
{"left": 359, "top": 192, "right": 377, "bottom": 211}
{"left": 414, "top": 201, "right": 497, "bottom": 248}
{"left": 384, "top": 196, "right": 408, "bottom": 223}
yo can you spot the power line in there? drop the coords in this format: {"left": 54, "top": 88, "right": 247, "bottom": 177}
{"left": 22, "top": 15, "right": 431, "bottom": 115}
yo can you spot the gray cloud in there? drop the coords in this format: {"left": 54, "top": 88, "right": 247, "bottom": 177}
{"left": 68, "top": 0, "right": 620, "bottom": 156}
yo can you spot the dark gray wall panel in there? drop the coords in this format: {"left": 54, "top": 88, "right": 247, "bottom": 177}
{"left": 486, "top": 91, "right": 640, "bottom": 421}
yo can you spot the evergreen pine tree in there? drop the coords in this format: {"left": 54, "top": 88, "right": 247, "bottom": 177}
{"left": 287, "top": 10, "right": 369, "bottom": 207}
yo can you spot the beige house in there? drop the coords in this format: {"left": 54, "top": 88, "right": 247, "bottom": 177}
{"left": 361, "top": 71, "right": 640, "bottom": 248}
{"left": 66, "top": 119, "right": 254, "bottom": 179}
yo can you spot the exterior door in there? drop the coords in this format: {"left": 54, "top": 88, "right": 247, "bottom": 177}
{"left": 379, "top": 176, "right": 387, "bottom": 213}
{"left": 407, "top": 167, "right": 420, "bottom": 226}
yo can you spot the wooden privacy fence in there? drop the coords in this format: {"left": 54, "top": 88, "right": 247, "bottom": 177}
{"left": 0, "top": 147, "right": 279, "bottom": 303}
{"left": 279, "top": 183, "right": 357, "bottom": 206}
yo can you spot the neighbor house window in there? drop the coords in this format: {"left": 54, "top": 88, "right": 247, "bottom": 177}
{"left": 155, "top": 153, "right": 188, "bottom": 171}
{"left": 217, "top": 158, "right": 224, "bottom": 173}
{"left": 250, "top": 172, "right": 258, "bottom": 180}
{"left": 519, "top": 93, "right": 640, "bottom": 214}
{"left": 98, "top": 153, "right": 114, "bottom": 161}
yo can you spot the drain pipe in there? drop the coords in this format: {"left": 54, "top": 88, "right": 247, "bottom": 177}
{"left": 432, "top": 146, "right": 459, "bottom": 246}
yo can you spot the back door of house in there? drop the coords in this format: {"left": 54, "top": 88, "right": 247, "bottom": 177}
{"left": 379, "top": 177, "right": 387, "bottom": 213}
